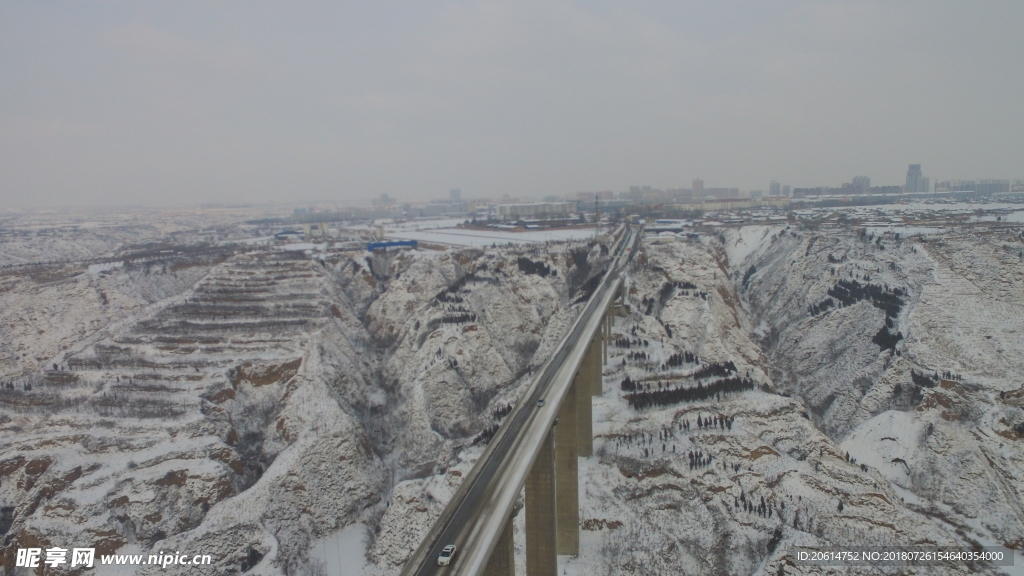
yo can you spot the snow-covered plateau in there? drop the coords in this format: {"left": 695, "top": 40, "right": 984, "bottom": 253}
{"left": 2, "top": 208, "right": 1024, "bottom": 575}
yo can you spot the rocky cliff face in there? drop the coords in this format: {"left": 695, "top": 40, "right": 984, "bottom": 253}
{"left": 361, "top": 243, "right": 611, "bottom": 572}
{"left": 523, "top": 233, "right": 977, "bottom": 576}
{"left": 364, "top": 226, "right": 1014, "bottom": 576}
{"left": 0, "top": 233, "right": 611, "bottom": 576}
{"left": 725, "top": 222, "right": 1024, "bottom": 561}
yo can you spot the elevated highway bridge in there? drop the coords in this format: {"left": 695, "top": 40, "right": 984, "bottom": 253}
{"left": 401, "top": 225, "right": 641, "bottom": 576}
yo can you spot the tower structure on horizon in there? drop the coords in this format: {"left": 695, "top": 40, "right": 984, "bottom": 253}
{"left": 905, "top": 164, "right": 930, "bottom": 193}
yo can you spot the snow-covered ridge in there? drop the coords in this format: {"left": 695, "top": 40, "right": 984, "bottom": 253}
{"left": 1, "top": 228, "right": 612, "bottom": 575}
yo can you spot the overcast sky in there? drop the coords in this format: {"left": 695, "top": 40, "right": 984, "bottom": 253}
{"left": 2, "top": 1, "right": 1022, "bottom": 207}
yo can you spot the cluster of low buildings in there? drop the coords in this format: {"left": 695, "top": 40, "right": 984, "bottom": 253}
{"left": 284, "top": 164, "right": 1022, "bottom": 239}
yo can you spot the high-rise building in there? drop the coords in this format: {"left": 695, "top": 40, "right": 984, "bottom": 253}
{"left": 905, "top": 164, "right": 927, "bottom": 193}
{"left": 852, "top": 176, "right": 871, "bottom": 191}
{"left": 692, "top": 179, "right": 704, "bottom": 199}
{"left": 782, "top": 185, "right": 791, "bottom": 196}
{"left": 449, "top": 188, "right": 462, "bottom": 201}
{"left": 769, "top": 181, "right": 781, "bottom": 196}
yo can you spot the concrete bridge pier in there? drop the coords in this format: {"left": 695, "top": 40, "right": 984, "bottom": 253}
{"left": 525, "top": 314, "right": 608, "bottom": 575}
{"left": 590, "top": 331, "right": 603, "bottom": 397}
{"left": 526, "top": 428, "right": 557, "bottom": 576}
{"left": 483, "top": 511, "right": 515, "bottom": 576}
{"left": 601, "top": 312, "right": 606, "bottom": 365}
{"left": 555, "top": 382, "right": 579, "bottom": 555}
{"left": 576, "top": 364, "right": 593, "bottom": 457}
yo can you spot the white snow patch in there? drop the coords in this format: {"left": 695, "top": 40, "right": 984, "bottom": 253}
{"left": 724, "top": 225, "right": 780, "bottom": 266}
{"left": 840, "top": 410, "right": 925, "bottom": 487}
{"left": 309, "top": 523, "right": 369, "bottom": 576}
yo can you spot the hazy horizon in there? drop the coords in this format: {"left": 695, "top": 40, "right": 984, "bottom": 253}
{"left": 2, "top": 1, "right": 1022, "bottom": 209}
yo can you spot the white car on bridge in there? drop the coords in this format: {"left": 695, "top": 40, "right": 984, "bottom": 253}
{"left": 437, "top": 544, "right": 457, "bottom": 566}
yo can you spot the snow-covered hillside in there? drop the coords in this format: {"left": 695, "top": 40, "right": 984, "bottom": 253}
{"left": 725, "top": 219, "right": 1024, "bottom": 564}
{"left": 0, "top": 218, "right": 612, "bottom": 576}
{"left": 3, "top": 209, "right": 1023, "bottom": 575}
{"left": 540, "top": 233, "right": 978, "bottom": 576}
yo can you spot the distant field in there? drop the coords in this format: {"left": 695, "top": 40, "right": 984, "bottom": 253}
{"left": 385, "top": 226, "right": 608, "bottom": 246}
